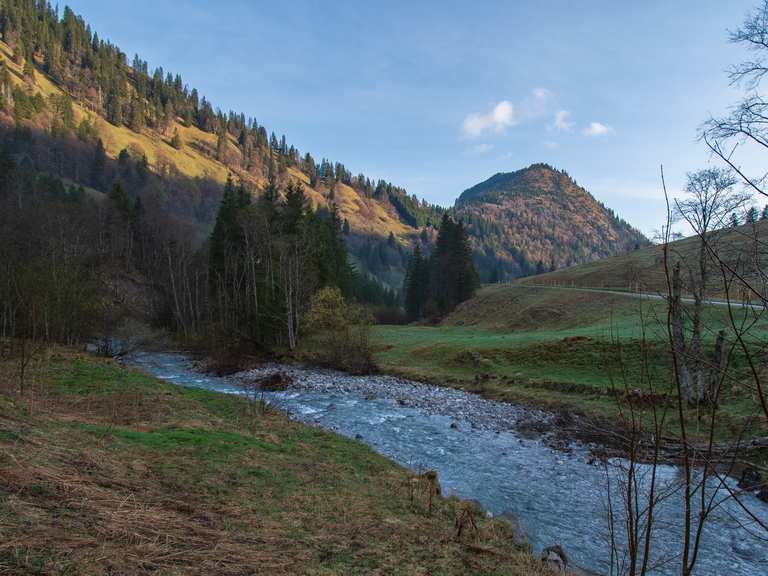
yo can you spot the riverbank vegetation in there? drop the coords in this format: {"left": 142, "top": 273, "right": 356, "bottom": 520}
{"left": 373, "top": 285, "right": 768, "bottom": 443}
{"left": 0, "top": 350, "right": 546, "bottom": 575}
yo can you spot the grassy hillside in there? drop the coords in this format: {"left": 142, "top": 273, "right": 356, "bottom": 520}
{"left": 0, "top": 41, "right": 229, "bottom": 183}
{"left": 518, "top": 220, "right": 768, "bottom": 299}
{"left": 0, "top": 38, "right": 419, "bottom": 246}
{"left": 0, "top": 350, "right": 545, "bottom": 575}
{"left": 372, "top": 284, "right": 768, "bottom": 442}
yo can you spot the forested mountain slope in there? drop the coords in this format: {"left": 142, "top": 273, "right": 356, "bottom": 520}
{"left": 0, "top": 1, "right": 644, "bottom": 292}
{"left": 455, "top": 164, "right": 649, "bottom": 279}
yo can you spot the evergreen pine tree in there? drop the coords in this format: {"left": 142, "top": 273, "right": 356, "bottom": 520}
{"left": 90, "top": 138, "right": 107, "bottom": 189}
{"left": 170, "top": 128, "right": 182, "bottom": 149}
{"left": 427, "top": 214, "right": 479, "bottom": 317}
{"left": 216, "top": 129, "right": 227, "bottom": 161}
{"left": 209, "top": 176, "right": 243, "bottom": 285}
{"left": 129, "top": 95, "right": 145, "bottom": 131}
{"left": 404, "top": 244, "right": 429, "bottom": 321}
{"left": 109, "top": 182, "right": 131, "bottom": 215}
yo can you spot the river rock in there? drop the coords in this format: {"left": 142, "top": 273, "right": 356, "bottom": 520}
{"left": 732, "top": 535, "right": 757, "bottom": 560}
{"left": 541, "top": 544, "right": 568, "bottom": 572}
{"left": 738, "top": 467, "right": 762, "bottom": 491}
{"left": 256, "top": 372, "right": 292, "bottom": 391}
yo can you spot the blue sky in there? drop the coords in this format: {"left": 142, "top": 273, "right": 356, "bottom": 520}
{"left": 66, "top": 0, "right": 757, "bottom": 234}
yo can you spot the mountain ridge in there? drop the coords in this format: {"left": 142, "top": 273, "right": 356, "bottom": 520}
{"left": 0, "top": 1, "right": 646, "bottom": 290}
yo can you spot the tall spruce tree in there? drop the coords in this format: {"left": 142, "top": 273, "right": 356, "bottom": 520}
{"left": 404, "top": 244, "right": 429, "bottom": 321}
{"left": 427, "top": 214, "right": 479, "bottom": 316}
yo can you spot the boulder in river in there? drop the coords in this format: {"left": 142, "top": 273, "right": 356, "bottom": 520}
{"left": 257, "top": 372, "right": 293, "bottom": 391}
{"left": 738, "top": 466, "right": 762, "bottom": 491}
{"left": 541, "top": 544, "right": 568, "bottom": 572}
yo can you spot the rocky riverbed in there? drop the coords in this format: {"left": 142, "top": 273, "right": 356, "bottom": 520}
{"left": 238, "top": 364, "right": 557, "bottom": 433}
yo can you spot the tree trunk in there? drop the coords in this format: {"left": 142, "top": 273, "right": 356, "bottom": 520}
{"left": 707, "top": 330, "right": 728, "bottom": 405}
{"left": 671, "top": 263, "right": 692, "bottom": 403}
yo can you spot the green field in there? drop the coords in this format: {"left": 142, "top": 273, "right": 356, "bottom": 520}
{"left": 0, "top": 351, "right": 544, "bottom": 575}
{"left": 372, "top": 285, "right": 768, "bottom": 441}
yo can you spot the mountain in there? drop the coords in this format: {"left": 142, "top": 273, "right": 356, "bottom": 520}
{"left": 0, "top": 1, "right": 434, "bottom": 293}
{"left": 454, "top": 164, "right": 649, "bottom": 279}
{"left": 0, "top": 2, "right": 645, "bottom": 293}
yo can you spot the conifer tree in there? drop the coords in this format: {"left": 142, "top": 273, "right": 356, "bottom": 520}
{"left": 90, "top": 138, "right": 107, "bottom": 189}
{"left": 129, "top": 95, "right": 145, "bottom": 131}
{"left": 216, "top": 129, "right": 227, "bottom": 162}
{"left": 170, "top": 128, "right": 182, "bottom": 149}
{"left": 404, "top": 244, "right": 429, "bottom": 321}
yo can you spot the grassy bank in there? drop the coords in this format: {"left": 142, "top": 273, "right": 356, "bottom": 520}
{"left": 372, "top": 285, "right": 768, "bottom": 442}
{"left": 0, "top": 350, "right": 545, "bottom": 575}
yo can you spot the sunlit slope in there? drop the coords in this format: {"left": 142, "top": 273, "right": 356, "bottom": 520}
{"left": 517, "top": 220, "right": 768, "bottom": 297}
{"left": 0, "top": 39, "right": 418, "bottom": 242}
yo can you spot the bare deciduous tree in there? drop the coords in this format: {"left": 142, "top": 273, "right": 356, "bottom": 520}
{"left": 672, "top": 168, "right": 747, "bottom": 405}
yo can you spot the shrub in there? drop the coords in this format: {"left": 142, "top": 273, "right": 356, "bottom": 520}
{"left": 303, "top": 287, "right": 374, "bottom": 373}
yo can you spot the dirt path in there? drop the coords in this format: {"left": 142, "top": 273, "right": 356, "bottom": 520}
{"left": 521, "top": 283, "right": 762, "bottom": 310}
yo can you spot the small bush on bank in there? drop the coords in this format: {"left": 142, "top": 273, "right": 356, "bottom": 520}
{"left": 302, "top": 287, "right": 375, "bottom": 374}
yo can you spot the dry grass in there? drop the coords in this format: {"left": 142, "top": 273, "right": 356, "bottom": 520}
{"left": 0, "top": 350, "right": 547, "bottom": 575}
{"left": 444, "top": 284, "right": 639, "bottom": 332}
{"left": 519, "top": 220, "right": 768, "bottom": 299}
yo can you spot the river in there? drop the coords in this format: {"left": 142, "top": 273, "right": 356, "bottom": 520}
{"left": 125, "top": 350, "right": 768, "bottom": 576}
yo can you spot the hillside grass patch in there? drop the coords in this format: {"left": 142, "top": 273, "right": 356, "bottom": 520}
{"left": 372, "top": 290, "right": 768, "bottom": 442}
{"left": 0, "top": 350, "right": 544, "bottom": 575}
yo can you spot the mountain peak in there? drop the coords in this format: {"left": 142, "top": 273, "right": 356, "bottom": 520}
{"left": 453, "top": 165, "right": 648, "bottom": 277}
{"left": 456, "top": 163, "right": 579, "bottom": 207}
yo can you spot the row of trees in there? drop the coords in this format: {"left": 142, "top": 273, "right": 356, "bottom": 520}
{"left": 403, "top": 215, "right": 479, "bottom": 321}
{"left": 729, "top": 203, "right": 768, "bottom": 226}
{"left": 208, "top": 176, "right": 356, "bottom": 350}
{"left": 0, "top": 124, "right": 389, "bottom": 367}
{"left": 0, "top": 1, "right": 443, "bottom": 225}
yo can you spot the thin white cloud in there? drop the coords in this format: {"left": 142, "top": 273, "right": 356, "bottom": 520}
{"left": 532, "top": 87, "right": 554, "bottom": 108}
{"left": 519, "top": 87, "right": 554, "bottom": 120}
{"left": 462, "top": 101, "right": 516, "bottom": 139}
{"left": 552, "top": 110, "right": 574, "bottom": 132}
{"left": 543, "top": 140, "right": 560, "bottom": 150}
{"left": 464, "top": 143, "right": 494, "bottom": 155}
{"left": 583, "top": 121, "right": 612, "bottom": 137}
